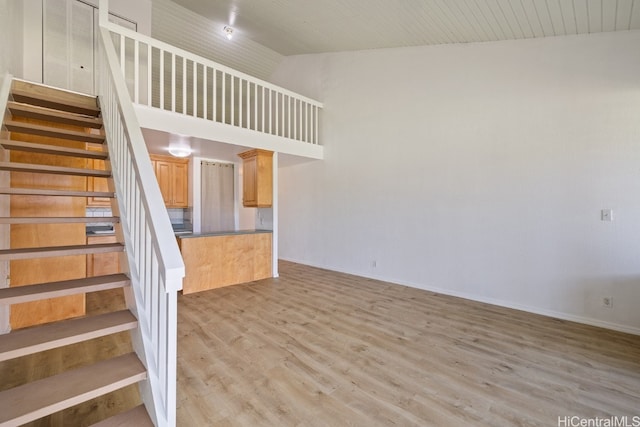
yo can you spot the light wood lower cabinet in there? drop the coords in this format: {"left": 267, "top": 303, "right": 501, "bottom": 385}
{"left": 87, "top": 234, "right": 120, "bottom": 277}
{"left": 178, "top": 232, "right": 272, "bottom": 294}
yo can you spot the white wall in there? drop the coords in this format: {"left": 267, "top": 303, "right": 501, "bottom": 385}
{"left": 0, "top": 0, "right": 8, "bottom": 74}
{"left": 0, "top": 0, "right": 21, "bottom": 76}
{"left": 272, "top": 30, "right": 640, "bottom": 334}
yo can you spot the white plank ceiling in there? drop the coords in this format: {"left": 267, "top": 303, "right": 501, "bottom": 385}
{"left": 170, "top": 0, "right": 640, "bottom": 55}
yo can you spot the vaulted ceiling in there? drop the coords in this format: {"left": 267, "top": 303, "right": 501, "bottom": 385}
{"left": 171, "top": 0, "right": 640, "bottom": 56}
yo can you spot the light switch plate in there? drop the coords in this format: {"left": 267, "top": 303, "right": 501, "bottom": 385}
{"left": 601, "top": 209, "right": 613, "bottom": 222}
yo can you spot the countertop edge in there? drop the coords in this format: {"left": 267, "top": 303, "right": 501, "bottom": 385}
{"left": 176, "top": 229, "right": 272, "bottom": 239}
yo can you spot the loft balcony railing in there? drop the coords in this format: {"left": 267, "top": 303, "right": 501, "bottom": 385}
{"left": 103, "top": 23, "right": 323, "bottom": 145}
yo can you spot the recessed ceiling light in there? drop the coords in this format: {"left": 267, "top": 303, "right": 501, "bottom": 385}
{"left": 223, "top": 26, "right": 234, "bottom": 40}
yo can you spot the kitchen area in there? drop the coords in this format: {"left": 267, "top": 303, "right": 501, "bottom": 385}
{"left": 173, "top": 148, "right": 275, "bottom": 294}
{"left": 89, "top": 136, "right": 276, "bottom": 294}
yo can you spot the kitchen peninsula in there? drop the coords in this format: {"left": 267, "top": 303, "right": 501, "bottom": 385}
{"left": 177, "top": 229, "right": 272, "bottom": 294}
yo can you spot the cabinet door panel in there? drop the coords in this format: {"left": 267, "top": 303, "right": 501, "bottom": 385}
{"left": 238, "top": 149, "right": 272, "bottom": 208}
{"left": 150, "top": 155, "right": 189, "bottom": 207}
{"left": 154, "top": 160, "right": 172, "bottom": 205}
{"left": 172, "top": 162, "right": 189, "bottom": 207}
{"left": 242, "top": 156, "right": 257, "bottom": 207}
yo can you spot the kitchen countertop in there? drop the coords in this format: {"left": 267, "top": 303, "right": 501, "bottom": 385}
{"left": 87, "top": 226, "right": 196, "bottom": 236}
{"left": 176, "top": 229, "right": 272, "bottom": 239}
{"left": 86, "top": 227, "right": 271, "bottom": 238}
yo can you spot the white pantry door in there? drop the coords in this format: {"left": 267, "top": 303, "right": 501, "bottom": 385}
{"left": 43, "top": 0, "right": 95, "bottom": 94}
{"left": 43, "top": 0, "right": 137, "bottom": 95}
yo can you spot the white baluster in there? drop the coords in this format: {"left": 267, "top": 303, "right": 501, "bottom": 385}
{"left": 134, "top": 40, "right": 139, "bottom": 103}
{"left": 222, "top": 73, "right": 226, "bottom": 124}
{"left": 171, "top": 53, "right": 176, "bottom": 112}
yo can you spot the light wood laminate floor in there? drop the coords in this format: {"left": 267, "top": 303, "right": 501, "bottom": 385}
{"left": 2, "top": 261, "right": 639, "bottom": 425}
{"left": 176, "top": 261, "right": 640, "bottom": 426}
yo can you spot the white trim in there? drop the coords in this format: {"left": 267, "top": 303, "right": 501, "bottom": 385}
{"left": 135, "top": 105, "right": 324, "bottom": 160}
{"left": 191, "top": 157, "right": 201, "bottom": 233}
{"left": 279, "top": 257, "right": 640, "bottom": 336}
{"left": 272, "top": 152, "right": 279, "bottom": 278}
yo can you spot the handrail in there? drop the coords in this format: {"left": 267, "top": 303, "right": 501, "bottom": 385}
{"left": 104, "top": 21, "right": 323, "bottom": 145}
{"left": 98, "top": 1, "right": 184, "bottom": 425}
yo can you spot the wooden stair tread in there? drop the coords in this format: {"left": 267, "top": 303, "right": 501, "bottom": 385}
{"left": 0, "top": 216, "right": 119, "bottom": 224}
{"left": 0, "top": 139, "right": 108, "bottom": 159}
{"left": 11, "top": 80, "right": 100, "bottom": 117}
{"left": 0, "top": 187, "right": 114, "bottom": 198}
{"left": 0, "top": 353, "right": 146, "bottom": 426}
{"left": 0, "top": 273, "right": 130, "bottom": 305}
{"left": 0, "top": 243, "right": 124, "bottom": 261}
{"left": 4, "top": 120, "right": 105, "bottom": 143}
{"left": 0, "top": 162, "right": 111, "bottom": 177}
{"left": 0, "top": 310, "right": 137, "bottom": 362}
{"left": 91, "top": 405, "right": 154, "bottom": 427}
{"left": 7, "top": 101, "right": 103, "bottom": 128}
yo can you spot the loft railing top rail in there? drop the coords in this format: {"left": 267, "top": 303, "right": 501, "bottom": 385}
{"left": 98, "top": 25, "right": 185, "bottom": 289}
{"left": 102, "top": 21, "right": 324, "bottom": 109}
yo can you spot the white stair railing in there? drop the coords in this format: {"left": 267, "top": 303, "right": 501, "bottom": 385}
{"left": 97, "top": 2, "right": 184, "bottom": 426}
{"left": 102, "top": 21, "right": 323, "bottom": 145}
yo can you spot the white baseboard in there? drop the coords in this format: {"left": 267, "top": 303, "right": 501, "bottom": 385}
{"left": 278, "top": 257, "right": 640, "bottom": 336}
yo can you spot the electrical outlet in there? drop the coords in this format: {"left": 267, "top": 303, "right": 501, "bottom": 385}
{"left": 602, "top": 296, "right": 613, "bottom": 308}
{"left": 371, "top": 260, "right": 377, "bottom": 268}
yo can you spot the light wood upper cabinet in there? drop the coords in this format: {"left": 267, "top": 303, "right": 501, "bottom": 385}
{"left": 150, "top": 154, "right": 189, "bottom": 208}
{"left": 238, "top": 149, "right": 273, "bottom": 208}
{"left": 154, "top": 159, "right": 171, "bottom": 205}
{"left": 171, "top": 161, "right": 189, "bottom": 207}
{"left": 86, "top": 143, "right": 111, "bottom": 207}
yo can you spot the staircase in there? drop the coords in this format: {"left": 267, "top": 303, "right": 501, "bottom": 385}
{"left": 0, "top": 80, "right": 153, "bottom": 426}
